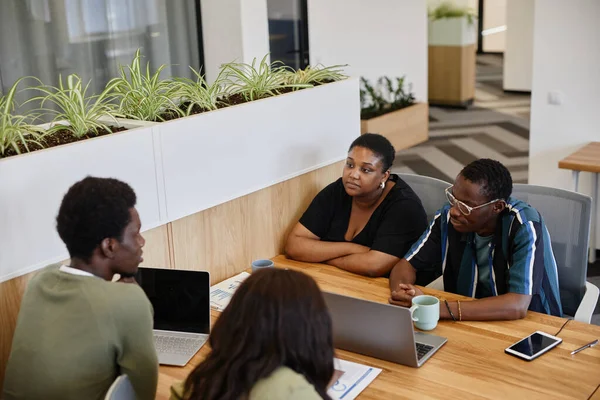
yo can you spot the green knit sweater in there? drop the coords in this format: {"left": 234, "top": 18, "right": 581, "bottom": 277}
{"left": 3, "top": 265, "right": 158, "bottom": 400}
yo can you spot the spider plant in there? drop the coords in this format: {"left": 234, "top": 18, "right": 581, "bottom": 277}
{"left": 28, "top": 74, "right": 119, "bottom": 138}
{"left": 221, "top": 54, "right": 308, "bottom": 102}
{"left": 0, "top": 78, "right": 44, "bottom": 157}
{"left": 171, "top": 67, "right": 226, "bottom": 115}
{"left": 429, "top": 1, "right": 478, "bottom": 25}
{"left": 105, "top": 49, "right": 181, "bottom": 122}
{"left": 283, "top": 64, "right": 347, "bottom": 88}
{"left": 360, "top": 76, "right": 416, "bottom": 120}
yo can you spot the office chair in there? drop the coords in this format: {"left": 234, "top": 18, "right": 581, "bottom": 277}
{"left": 105, "top": 374, "right": 136, "bottom": 400}
{"left": 512, "top": 183, "right": 598, "bottom": 323}
{"left": 397, "top": 173, "right": 451, "bottom": 222}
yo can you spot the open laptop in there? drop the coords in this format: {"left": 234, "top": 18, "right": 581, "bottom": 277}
{"left": 323, "top": 292, "right": 447, "bottom": 367}
{"left": 135, "top": 267, "right": 210, "bottom": 366}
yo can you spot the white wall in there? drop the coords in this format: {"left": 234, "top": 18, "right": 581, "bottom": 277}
{"left": 529, "top": 0, "right": 600, "bottom": 249}
{"left": 503, "top": 0, "right": 534, "bottom": 91}
{"left": 200, "top": 0, "right": 270, "bottom": 83}
{"left": 308, "top": 0, "right": 428, "bottom": 102}
{"left": 241, "top": 0, "right": 271, "bottom": 62}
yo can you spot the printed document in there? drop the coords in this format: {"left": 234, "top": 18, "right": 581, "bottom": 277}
{"left": 210, "top": 272, "right": 251, "bottom": 311}
{"left": 328, "top": 358, "right": 382, "bottom": 400}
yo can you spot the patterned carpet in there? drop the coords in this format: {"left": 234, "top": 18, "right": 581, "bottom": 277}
{"left": 392, "top": 54, "right": 532, "bottom": 184}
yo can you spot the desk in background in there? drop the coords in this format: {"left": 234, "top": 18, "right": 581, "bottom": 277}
{"left": 559, "top": 141, "right": 600, "bottom": 263}
{"left": 158, "top": 256, "right": 600, "bottom": 399}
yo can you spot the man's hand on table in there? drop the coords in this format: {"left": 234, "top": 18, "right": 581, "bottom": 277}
{"left": 389, "top": 283, "right": 424, "bottom": 307}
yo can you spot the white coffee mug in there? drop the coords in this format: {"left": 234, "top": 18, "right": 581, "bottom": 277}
{"left": 409, "top": 295, "right": 440, "bottom": 331}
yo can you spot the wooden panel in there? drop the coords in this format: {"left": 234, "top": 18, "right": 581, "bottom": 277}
{"left": 0, "top": 273, "right": 35, "bottom": 393}
{"left": 429, "top": 44, "right": 476, "bottom": 105}
{"left": 158, "top": 256, "right": 600, "bottom": 400}
{"left": 141, "top": 224, "right": 173, "bottom": 269}
{"left": 360, "top": 103, "right": 429, "bottom": 152}
{"left": 0, "top": 224, "right": 169, "bottom": 391}
{"left": 558, "top": 142, "right": 600, "bottom": 173}
{"left": 169, "top": 161, "right": 344, "bottom": 285}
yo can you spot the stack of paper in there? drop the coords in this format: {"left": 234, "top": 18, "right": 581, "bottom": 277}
{"left": 209, "top": 271, "right": 251, "bottom": 311}
{"left": 328, "top": 358, "right": 382, "bottom": 400}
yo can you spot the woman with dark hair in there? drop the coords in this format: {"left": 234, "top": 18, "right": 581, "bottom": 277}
{"left": 170, "top": 268, "right": 334, "bottom": 400}
{"left": 285, "top": 133, "right": 427, "bottom": 277}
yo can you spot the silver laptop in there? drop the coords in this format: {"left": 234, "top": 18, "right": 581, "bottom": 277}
{"left": 135, "top": 267, "right": 210, "bottom": 366}
{"left": 323, "top": 292, "right": 447, "bottom": 367}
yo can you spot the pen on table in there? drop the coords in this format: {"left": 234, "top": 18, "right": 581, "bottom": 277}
{"left": 571, "top": 339, "right": 599, "bottom": 355}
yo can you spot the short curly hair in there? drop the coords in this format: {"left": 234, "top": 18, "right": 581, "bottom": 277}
{"left": 460, "top": 159, "right": 513, "bottom": 201}
{"left": 349, "top": 133, "right": 396, "bottom": 172}
{"left": 56, "top": 177, "right": 137, "bottom": 262}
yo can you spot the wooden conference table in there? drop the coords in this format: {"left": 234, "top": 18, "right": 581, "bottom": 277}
{"left": 558, "top": 141, "right": 600, "bottom": 263}
{"left": 157, "top": 256, "right": 600, "bottom": 399}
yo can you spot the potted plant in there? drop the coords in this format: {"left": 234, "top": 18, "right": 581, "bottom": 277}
{"left": 105, "top": 49, "right": 181, "bottom": 122}
{"left": 0, "top": 72, "right": 160, "bottom": 280}
{"left": 219, "top": 54, "right": 310, "bottom": 104}
{"left": 360, "top": 77, "right": 428, "bottom": 151}
{"left": 282, "top": 64, "right": 347, "bottom": 88}
{"left": 148, "top": 57, "right": 356, "bottom": 222}
{"left": 28, "top": 74, "right": 127, "bottom": 146}
{"left": 0, "top": 50, "right": 360, "bottom": 282}
{"left": 0, "top": 78, "right": 44, "bottom": 159}
{"left": 169, "top": 67, "right": 226, "bottom": 117}
{"left": 428, "top": 1, "right": 477, "bottom": 107}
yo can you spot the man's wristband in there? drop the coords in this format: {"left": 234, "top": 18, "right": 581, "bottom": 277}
{"left": 444, "top": 299, "right": 457, "bottom": 322}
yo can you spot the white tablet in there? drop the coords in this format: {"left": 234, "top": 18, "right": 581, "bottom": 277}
{"left": 504, "top": 331, "right": 562, "bottom": 361}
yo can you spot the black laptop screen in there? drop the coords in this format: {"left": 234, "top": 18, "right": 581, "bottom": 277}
{"left": 135, "top": 268, "right": 210, "bottom": 334}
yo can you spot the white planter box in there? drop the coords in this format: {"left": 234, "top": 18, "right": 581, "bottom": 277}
{"left": 158, "top": 78, "right": 360, "bottom": 221}
{"left": 429, "top": 17, "right": 476, "bottom": 46}
{"left": 0, "top": 79, "right": 360, "bottom": 282}
{"left": 0, "top": 121, "right": 162, "bottom": 282}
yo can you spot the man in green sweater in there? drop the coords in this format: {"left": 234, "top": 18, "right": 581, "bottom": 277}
{"left": 3, "top": 177, "right": 158, "bottom": 400}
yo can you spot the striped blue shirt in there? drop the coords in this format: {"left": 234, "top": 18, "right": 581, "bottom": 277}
{"left": 405, "top": 197, "right": 563, "bottom": 316}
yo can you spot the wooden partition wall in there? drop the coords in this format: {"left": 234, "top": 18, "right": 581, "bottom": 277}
{"left": 0, "top": 161, "right": 343, "bottom": 390}
{"left": 169, "top": 161, "right": 342, "bottom": 283}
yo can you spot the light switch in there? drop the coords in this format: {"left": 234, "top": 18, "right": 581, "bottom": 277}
{"left": 548, "top": 91, "right": 563, "bottom": 105}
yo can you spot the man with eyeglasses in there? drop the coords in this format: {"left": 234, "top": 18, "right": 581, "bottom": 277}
{"left": 388, "top": 159, "right": 562, "bottom": 320}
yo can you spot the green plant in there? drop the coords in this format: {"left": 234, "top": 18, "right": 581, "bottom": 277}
{"left": 360, "top": 76, "right": 416, "bottom": 120}
{"left": 0, "top": 78, "right": 44, "bottom": 157}
{"left": 105, "top": 49, "right": 180, "bottom": 121}
{"left": 221, "top": 54, "right": 307, "bottom": 101}
{"left": 283, "top": 64, "right": 347, "bottom": 88}
{"left": 429, "top": 1, "right": 478, "bottom": 24}
{"left": 29, "top": 74, "right": 118, "bottom": 138}
{"left": 172, "top": 67, "right": 226, "bottom": 115}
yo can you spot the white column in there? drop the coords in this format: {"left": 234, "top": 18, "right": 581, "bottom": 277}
{"left": 199, "top": 0, "right": 270, "bottom": 83}
{"left": 503, "top": 0, "right": 534, "bottom": 91}
{"left": 307, "top": 0, "right": 428, "bottom": 102}
{"left": 529, "top": 0, "right": 600, "bottom": 251}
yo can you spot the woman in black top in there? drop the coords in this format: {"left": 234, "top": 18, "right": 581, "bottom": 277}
{"left": 285, "top": 133, "right": 427, "bottom": 277}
